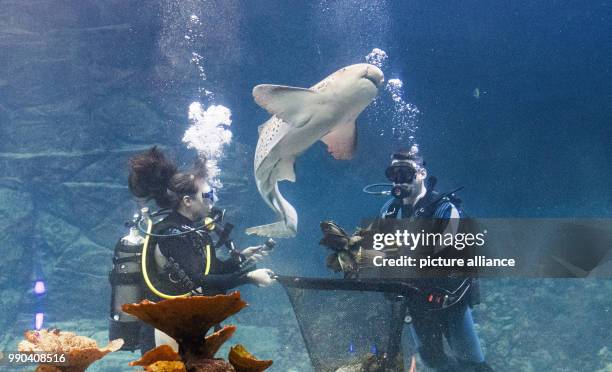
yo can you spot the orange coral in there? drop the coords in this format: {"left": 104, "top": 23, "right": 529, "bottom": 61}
{"left": 228, "top": 344, "right": 273, "bottom": 372}
{"left": 17, "top": 329, "right": 123, "bottom": 372}
{"left": 124, "top": 292, "right": 271, "bottom": 372}
{"left": 202, "top": 326, "right": 236, "bottom": 360}
{"left": 122, "top": 292, "right": 246, "bottom": 343}
{"left": 143, "top": 361, "right": 187, "bottom": 372}
{"left": 130, "top": 345, "right": 182, "bottom": 367}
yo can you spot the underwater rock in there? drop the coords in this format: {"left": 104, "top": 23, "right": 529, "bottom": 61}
{"left": 0, "top": 187, "right": 33, "bottom": 225}
{"left": 17, "top": 328, "right": 123, "bottom": 371}
{"left": 92, "top": 96, "right": 168, "bottom": 144}
{"left": 43, "top": 233, "right": 111, "bottom": 318}
{"left": 0, "top": 0, "right": 180, "bottom": 359}
{"left": 0, "top": 186, "right": 34, "bottom": 333}
{"left": 54, "top": 181, "right": 127, "bottom": 230}
{"left": 35, "top": 212, "right": 81, "bottom": 256}
{"left": 2, "top": 113, "right": 92, "bottom": 154}
{"left": 333, "top": 352, "right": 404, "bottom": 372}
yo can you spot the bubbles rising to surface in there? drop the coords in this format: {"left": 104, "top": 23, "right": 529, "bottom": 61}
{"left": 385, "top": 78, "right": 420, "bottom": 141}
{"left": 183, "top": 102, "right": 233, "bottom": 187}
{"left": 365, "top": 48, "right": 388, "bottom": 68}
{"left": 365, "top": 48, "right": 420, "bottom": 145}
{"left": 157, "top": 1, "right": 243, "bottom": 188}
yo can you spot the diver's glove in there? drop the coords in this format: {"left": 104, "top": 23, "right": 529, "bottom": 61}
{"left": 241, "top": 246, "right": 267, "bottom": 262}
{"left": 240, "top": 238, "right": 275, "bottom": 265}
{"left": 247, "top": 268, "right": 276, "bottom": 287}
{"left": 319, "top": 221, "right": 363, "bottom": 274}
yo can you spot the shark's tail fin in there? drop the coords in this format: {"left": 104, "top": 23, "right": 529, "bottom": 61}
{"left": 246, "top": 222, "right": 296, "bottom": 238}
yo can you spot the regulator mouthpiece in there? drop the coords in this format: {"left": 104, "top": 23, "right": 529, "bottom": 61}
{"left": 391, "top": 185, "right": 411, "bottom": 199}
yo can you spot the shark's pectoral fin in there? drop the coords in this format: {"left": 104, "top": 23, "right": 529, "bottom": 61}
{"left": 253, "top": 84, "right": 319, "bottom": 127}
{"left": 277, "top": 157, "right": 296, "bottom": 182}
{"left": 321, "top": 120, "right": 357, "bottom": 160}
{"left": 246, "top": 222, "right": 296, "bottom": 238}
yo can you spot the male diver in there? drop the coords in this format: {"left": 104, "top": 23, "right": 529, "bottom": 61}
{"left": 127, "top": 147, "right": 275, "bottom": 354}
{"left": 380, "top": 149, "right": 493, "bottom": 372}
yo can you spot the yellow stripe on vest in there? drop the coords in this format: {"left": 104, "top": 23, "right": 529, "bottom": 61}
{"left": 141, "top": 218, "right": 210, "bottom": 299}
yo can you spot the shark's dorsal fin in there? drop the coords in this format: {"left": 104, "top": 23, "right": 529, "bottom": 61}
{"left": 253, "top": 84, "right": 319, "bottom": 127}
{"left": 321, "top": 120, "right": 357, "bottom": 160}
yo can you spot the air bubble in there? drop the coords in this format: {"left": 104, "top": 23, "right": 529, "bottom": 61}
{"left": 183, "top": 102, "right": 233, "bottom": 186}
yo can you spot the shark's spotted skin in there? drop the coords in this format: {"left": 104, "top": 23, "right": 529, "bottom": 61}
{"left": 246, "top": 64, "right": 384, "bottom": 238}
{"left": 255, "top": 116, "right": 288, "bottom": 171}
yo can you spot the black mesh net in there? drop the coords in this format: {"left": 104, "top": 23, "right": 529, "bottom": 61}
{"left": 278, "top": 276, "right": 412, "bottom": 372}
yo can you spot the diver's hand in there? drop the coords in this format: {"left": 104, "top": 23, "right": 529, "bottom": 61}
{"left": 247, "top": 268, "right": 276, "bottom": 287}
{"left": 241, "top": 246, "right": 268, "bottom": 262}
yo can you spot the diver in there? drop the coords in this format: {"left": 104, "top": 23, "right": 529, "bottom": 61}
{"left": 380, "top": 148, "right": 493, "bottom": 372}
{"left": 126, "top": 146, "right": 276, "bottom": 354}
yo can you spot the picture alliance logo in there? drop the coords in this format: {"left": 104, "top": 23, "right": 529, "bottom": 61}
{"left": 372, "top": 230, "right": 488, "bottom": 251}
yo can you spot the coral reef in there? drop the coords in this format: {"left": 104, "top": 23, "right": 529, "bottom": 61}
{"left": 17, "top": 328, "right": 123, "bottom": 371}
{"left": 130, "top": 344, "right": 182, "bottom": 367}
{"left": 122, "top": 292, "right": 272, "bottom": 372}
{"left": 228, "top": 344, "right": 273, "bottom": 372}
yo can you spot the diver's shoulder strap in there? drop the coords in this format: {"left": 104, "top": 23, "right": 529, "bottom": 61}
{"left": 153, "top": 219, "right": 189, "bottom": 235}
{"left": 381, "top": 198, "right": 402, "bottom": 218}
{"left": 415, "top": 187, "right": 464, "bottom": 218}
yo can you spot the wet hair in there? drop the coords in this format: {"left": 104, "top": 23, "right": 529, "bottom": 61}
{"left": 128, "top": 146, "right": 208, "bottom": 210}
{"left": 390, "top": 148, "right": 425, "bottom": 169}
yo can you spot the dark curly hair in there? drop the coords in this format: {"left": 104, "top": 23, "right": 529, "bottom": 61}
{"left": 128, "top": 146, "right": 208, "bottom": 210}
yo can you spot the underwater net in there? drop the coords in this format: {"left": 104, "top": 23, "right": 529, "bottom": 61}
{"left": 277, "top": 276, "right": 414, "bottom": 372}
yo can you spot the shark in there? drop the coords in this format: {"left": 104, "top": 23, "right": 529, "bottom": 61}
{"left": 245, "top": 63, "right": 384, "bottom": 238}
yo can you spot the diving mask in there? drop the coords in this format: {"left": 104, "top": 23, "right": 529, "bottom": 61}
{"left": 385, "top": 165, "right": 417, "bottom": 184}
{"left": 202, "top": 188, "right": 215, "bottom": 202}
{"left": 201, "top": 185, "right": 218, "bottom": 204}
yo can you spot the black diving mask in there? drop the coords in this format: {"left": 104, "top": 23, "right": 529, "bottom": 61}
{"left": 202, "top": 188, "right": 216, "bottom": 203}
{"left": 385, "top": 166, "right": 417, "bottom": 184}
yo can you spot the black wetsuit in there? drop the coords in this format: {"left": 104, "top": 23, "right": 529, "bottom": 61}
{"left": 139, "top": 211, "right": 251, "bottom": 354}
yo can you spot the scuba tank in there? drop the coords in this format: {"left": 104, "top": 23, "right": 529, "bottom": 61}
{"left": 108, "top": 216, "right": 145, "bottom": 351}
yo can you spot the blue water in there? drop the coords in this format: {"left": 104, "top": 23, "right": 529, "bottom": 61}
{"left": 1, "top": 1, "right": 611, "bottom": 371}
{"left": 226, "top": 0, "right": 612, "bottom": 274}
